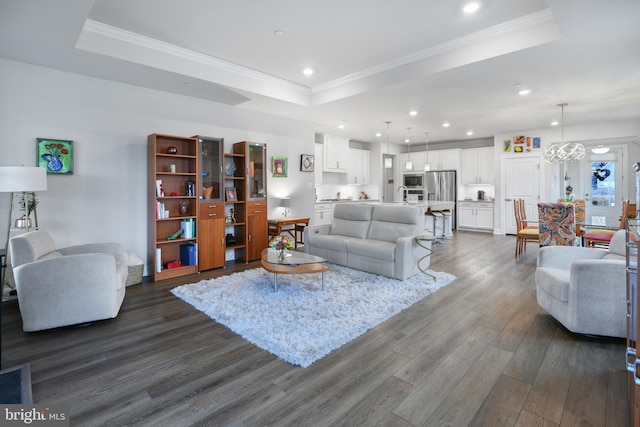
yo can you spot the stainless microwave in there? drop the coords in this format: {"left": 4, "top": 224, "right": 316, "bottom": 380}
{"left": 403, "top": 174, "right": 424, "bottom": 188}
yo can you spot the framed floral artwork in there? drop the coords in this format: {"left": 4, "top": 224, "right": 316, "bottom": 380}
{"left": 225, "top": 187, "right": 238, "bottom": 201}
{"left": 300, "top": 154, "right": 314, "bottom": 172}
{"left": 36, "top": 138, "right": 74, "bottom": 175}
{"left": 272, "top": 156, "right": 287, "bottom": 178}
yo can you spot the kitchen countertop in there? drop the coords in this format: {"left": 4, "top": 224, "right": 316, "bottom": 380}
{"left": 459, "top": 199, "right": 494, "bottom": 203}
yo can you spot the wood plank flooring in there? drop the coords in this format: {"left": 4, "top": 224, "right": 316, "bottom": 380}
{"left": 1, "top": 231, "right": 630, "bottom": 426}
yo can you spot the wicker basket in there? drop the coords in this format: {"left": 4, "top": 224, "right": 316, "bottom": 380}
{"left": 125, "top": 253, "right": 144, "bottom": 287}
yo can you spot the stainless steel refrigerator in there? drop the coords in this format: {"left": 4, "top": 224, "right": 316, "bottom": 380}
{"left": 425, "top": 170, "right": 457, "bottom": 228}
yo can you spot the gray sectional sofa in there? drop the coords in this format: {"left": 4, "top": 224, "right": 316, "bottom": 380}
{"left": 304, "top": 203, "right": 431, "bottom": 280}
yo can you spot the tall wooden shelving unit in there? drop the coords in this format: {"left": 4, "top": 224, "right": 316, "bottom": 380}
{"left": 223, "top": 146, "right": 247, "bottom": 262}
{"left": 234, "top": 141, "right": 268, "bottom": 262}
{"left": 148, "top": 134, "right": 199, "bottom": 281}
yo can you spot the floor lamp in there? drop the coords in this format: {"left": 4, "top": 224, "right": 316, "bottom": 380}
{"left": 0, "top": 166, "right": 48, "bottom": 289}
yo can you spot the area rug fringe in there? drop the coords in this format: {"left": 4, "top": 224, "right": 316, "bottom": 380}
{"left": 171, "top": 264, "right": 455, "bottom": 368}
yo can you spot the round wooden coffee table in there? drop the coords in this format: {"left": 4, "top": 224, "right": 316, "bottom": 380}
{"left": 260, "top": 248, "right": 329, "bottom": 291}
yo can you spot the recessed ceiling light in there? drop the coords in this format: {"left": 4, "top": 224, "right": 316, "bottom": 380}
{"left": 274, "top": 30, "right": 284, "bottom": 36}
{"left": 591, "top": 145, "right": 610, "bottom": 154}
{"left": 467, "top": 131, "right": 474, "bottom": 136}
{"left": 338, "top": 121, "right": 346, "bottom": 129}
{"left": 302, "top": 68, "right": 314, "bottom": 76}
{"left": 442, "top": 122, "right": 451, "bottom": 128}
{"left": 550, "top": 120, "right": 559, "bottom": 126}
{"left": 518, "top": 88, "right": 532, "bottom": 96}
{"left": 375, "top": 132, "right": 382, "bottom": 137}
{"left": 463, "top": 2, "right": 481, "bottom": 14}
{"left": 409, "top": 110, "right": 418, "bottom": 116}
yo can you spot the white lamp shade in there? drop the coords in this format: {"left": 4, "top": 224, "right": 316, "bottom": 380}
{"left": 0, "top": 166, "right": 48, "bottom": 192}
{"left": 279, "top": 198, "right": 291, "bottom": 208}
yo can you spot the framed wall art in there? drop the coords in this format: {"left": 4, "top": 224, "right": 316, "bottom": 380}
{"left": 36, "top": 138, "right": 74, "bottom": 175}
{"left": 272, "top": 156, "right": 287, "bottom": 178}
{"left": 300, "top": 154, "right": 314, "bottom": 172}
{"left": 225, "top": 187, "right": 238, "bottom": 202}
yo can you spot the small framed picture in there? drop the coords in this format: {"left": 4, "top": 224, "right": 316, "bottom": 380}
{"left": 36, "top": 138, "right": 74, "bottom": 175}
{"left": 300, "top": 154, "right": 314, "bottom": 172}
{"left": 272, "top": 156, "right": 288, "bottom": 178}
{"left": 225, "top": 187, "right": 238, "bottom": 201}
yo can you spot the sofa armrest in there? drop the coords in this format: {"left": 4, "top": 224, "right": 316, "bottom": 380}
{"left": 537, "top": 246, "right": 606, "bottom": 270}
{"left": 58, "top": 242, "right": 125, "bottom": 263}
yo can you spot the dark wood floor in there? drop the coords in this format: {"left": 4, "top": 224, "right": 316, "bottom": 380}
{"left": 1, "top": 231, "right": 630, "bottom": 426}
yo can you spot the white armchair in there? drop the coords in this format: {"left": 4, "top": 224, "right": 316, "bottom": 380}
{"left": 9, "top": 230, "right": 127, "bottom": 332}
{"left": 535, "top": 229, "right": 626, "bottom": 338}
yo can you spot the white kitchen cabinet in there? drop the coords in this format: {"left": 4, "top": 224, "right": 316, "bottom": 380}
{"left": 401, "top": 151, "right": 425, "bottom": 172}
{"left": 314, "top": 143, "right": 323, "bottom": 184}
{"left": 322, "top": 134, "right": 349, "bottom": 173}
{"left": 314, "top": 203, "right": 333, "bottom": 226}
{"left": 427, "top": 149, "right": 461, "bottom": 170}
{"left": 461, "top": 147, "right": 494, "bottom": 184}
{"left": 457, "top": 201, "right": 493, "bottom": 232}
{"left": 347, "top": 148, "right": 371, "bottom": 184}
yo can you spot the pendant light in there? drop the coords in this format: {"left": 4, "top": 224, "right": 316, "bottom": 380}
{"left": 424, "top": 132, "right": 431, "bottom": 171}
{"left": 384, "top": 121, "right": 392, "bottom": 168}
{"left": 542, "top": 103, "right": 585, "bottom": 163}
{"left": 404, "top": 127, "right": 413, "bottom": 171}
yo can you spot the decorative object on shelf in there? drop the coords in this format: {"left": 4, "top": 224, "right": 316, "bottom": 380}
{"left": 542, "top": 103, "right": 585, "bottom": 163}
{"left": 272, "top": 156, "right": 287, "bottom": 178}
{"left": 224, "top": 158, "right": 237, "bottom": 176}
{"left": 179, "top": 202, "right": 188, "bottom": 216}
{"left": 279, "top": 198, "right": 291, "bottom": 217}
{"left": 167, "top": 146, "right": 177, "bottom": 154}
{"left": 169, "top": 164, "right": 176, "bottom": 173}
{"left": 167, "top": 229, "right": 184, "bottom": 240}
{"left": 36, "top": 138, "right": 74, "bottom": 175}
{"left": 185, "top": 181, "right": 194, "bottom": 196}
{"left": 225, "top": 233, "right": 237, "bottom": 246}
{"left": 225, "top": 187, "right": 238, "bottom": 201}
{"left": 202, "top": 186, "right": 213, "bottom": 199}
{"left": 300, "top": 154, "right": 314, "bottom": 172}
{"left": 225, "top": 208, "right": 237, "bottom": 224}
{"left": 269, "top": 235, "right": 293, "bottom": 262}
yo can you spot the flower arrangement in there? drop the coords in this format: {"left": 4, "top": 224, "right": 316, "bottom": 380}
{"left": 269, "top": 235, "right": 293, "bottom": 250}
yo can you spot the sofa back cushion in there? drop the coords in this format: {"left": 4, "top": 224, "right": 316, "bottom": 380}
{"left": 368, "top": 205, "right": 423, "bottom": 243}
{"left": 9, "top": 230, "right": 57, "bottom": 268}
{"left": 330, "top": 204, "right": 374, "bottom": 239}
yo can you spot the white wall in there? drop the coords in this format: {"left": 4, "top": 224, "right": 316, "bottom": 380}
{"left": 0, "top": 59, "right": 316, "bottom": 274}
{"left": 493, "top": 121, "right": 640, "bottom": 234}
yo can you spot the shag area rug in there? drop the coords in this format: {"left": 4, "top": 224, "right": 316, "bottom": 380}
{"left": 171, "top": 264, "right": 455, "bottom": 368}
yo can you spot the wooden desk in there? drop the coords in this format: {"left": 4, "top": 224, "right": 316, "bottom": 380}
{"left": 268, "top": 217, "right": 310, "bottom": 248}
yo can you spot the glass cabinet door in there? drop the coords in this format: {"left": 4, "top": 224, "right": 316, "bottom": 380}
{"left": 247, "top": 143, "right": 267, "bottom": 201}
{"left": 199, "top": 137, "right": 223, "bottom": 201}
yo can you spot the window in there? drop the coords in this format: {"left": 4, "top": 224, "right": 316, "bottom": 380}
{"left": 591, "top": 161, "right": 615, "bottom": 206}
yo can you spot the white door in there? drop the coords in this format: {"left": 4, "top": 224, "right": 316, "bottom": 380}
{"left": 504, "top": 155, "right": 541, "bottom": 235}
{"left": 581, "top": 149, "right": 624, "bottom": 227}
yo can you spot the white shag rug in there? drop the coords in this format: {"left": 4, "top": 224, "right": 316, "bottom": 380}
{"left": 171, "top": 264, "right": 455, "bottom": 368}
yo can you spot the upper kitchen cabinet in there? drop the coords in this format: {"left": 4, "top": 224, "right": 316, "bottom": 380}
{"left": 319, "top": 134, "right": 349, "bottom": 173}
{"left": 427, "top": 149, "right": 461, "bottom": 171}
{"left": 347, "top": 148, "right": 371, "bottom": 184}
{"left": 461, "top": 147, "right": 494, "bottom": 185}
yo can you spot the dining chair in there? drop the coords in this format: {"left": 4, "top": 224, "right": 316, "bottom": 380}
{"left": 538, "top": 202, "right": 577, "bottom": 247}
{"left": 515, "top": 199, "right": 539, "bottom": 257}
{"left": 584, "top": 200, "right": 635, "bottom": 248}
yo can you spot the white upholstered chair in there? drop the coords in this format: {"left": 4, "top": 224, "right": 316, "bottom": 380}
{"left": 535, "top": 229, "right": 626, "bottom": 338}
{"left": 9, "top": 230, "right": 127, "bottom": 332}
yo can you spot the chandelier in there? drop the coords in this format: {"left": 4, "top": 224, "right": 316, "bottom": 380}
{"left": 542, "top": 103, "right": 585, "bottom": 163}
